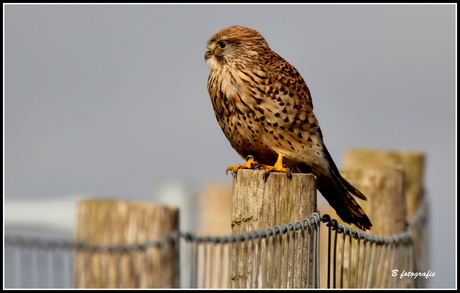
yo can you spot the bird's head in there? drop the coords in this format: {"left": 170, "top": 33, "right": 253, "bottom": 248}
{"left": 205, "top": 25, "right": 270, "bottom": 70}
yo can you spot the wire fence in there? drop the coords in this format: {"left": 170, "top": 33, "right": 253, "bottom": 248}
{"left": 4, "top": 197, "right": 429, "bottom": 289}
{"left": 186, "top": 213, "right": 321, "bottom": 288}
{"left": 322, "top": 196, "right": 429, "bottom": 288}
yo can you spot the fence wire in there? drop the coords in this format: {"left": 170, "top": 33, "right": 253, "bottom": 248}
{"left": 4, "top": 197, "right": 429, "bottom": 289}
{"left": 321, "top": 196, "right": 429, "bottom": 288}
{"left": 182, "top": 213, "right": 321, "bottom": 289}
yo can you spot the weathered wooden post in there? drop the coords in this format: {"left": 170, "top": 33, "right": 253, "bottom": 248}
{"left": 342, "top": 148, "right": 425, "bottom": 223}
{"left": 197, "top": 182, "right": 233, "bottom": 288}
{"left": 341, "top": 148, "right": 427, "bottom": 288}
{"left": 341, "top": 166, "right": 407, "bottom": 287}
{"left": 340, "top": 166, "right": 407, "bottom": 236}
{"left": 74, "top": 198, "right": 179, "bottom": 288}
{"left": 231, "top": 169, "right": 317, "bottom": 288}
{"left": 318, "top": 148, "right": 426, "bottom": 288}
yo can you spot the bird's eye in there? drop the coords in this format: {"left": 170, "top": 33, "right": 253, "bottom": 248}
{"left": 217, "top": 41, "right": 227, "bottom": 49}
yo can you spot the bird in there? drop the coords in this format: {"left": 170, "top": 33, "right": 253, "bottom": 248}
{"left": 204, "top": 25, "right": 372, "bottom": 231}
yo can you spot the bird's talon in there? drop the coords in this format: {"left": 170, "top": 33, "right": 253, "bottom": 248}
{"left": 257, "top": 154, "right": 290, "bottom": 178}
{"left": 225, "top": 156, "right": 258, "bottom": 175}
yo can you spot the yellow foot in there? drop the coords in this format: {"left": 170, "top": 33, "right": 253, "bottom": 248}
{"left": 226, "top": 155, "right": 258, "bottom": 175}
{"left": 258, "top": 154, "right": 292, "bottom": 178}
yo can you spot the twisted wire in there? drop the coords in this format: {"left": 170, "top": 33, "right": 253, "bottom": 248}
{"left": 5, "top": 197, "right": 428, "bottom": 288}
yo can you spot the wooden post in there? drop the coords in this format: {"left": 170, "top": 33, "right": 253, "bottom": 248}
{"left": 74, "top": 198, "right": 179, "bottom": 288}
{"left": 198, "top": 181, "right": 233, "bottom": 235}
{"left": 341, "top": 148, "right": 427, "bottom": 288}
{"left": 340, "top": 167, "right": 407, "bottom": 236}
{"left": 318, "top": 148, "right": 425, "bottom": 288}
{"left": 318, "top": 165, "right": 407, "bottom": 288}
{"left": 197, "top": 182, "right": 233, "bottom": 288}
{"left": 342, "top": 148, "right": 425, "bottom": 222}
{"left": 231, "top": 169, "right": 317, "bottom": 288}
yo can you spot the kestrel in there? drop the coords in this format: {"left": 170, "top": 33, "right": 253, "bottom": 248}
{"left": 204, "top": 25, "right": 372, "bottom": 230}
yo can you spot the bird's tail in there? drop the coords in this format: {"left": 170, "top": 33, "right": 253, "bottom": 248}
{"left": 299, "top": 147, "right": 372, "bottom": 231}
{"left": 316, "top": 171, "right": 372, "bottom": 231}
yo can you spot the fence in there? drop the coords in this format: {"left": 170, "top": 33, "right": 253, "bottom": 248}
{"left": 4, "top": 197, "right": 429, "bottom": 289}
{"left": 5, "top": 213, "right": 320, "bottom": 288}
{"left": 4, "top": 149, "right": 429, "bottom": 288}
{"left": 322, "top": 194, "right": 429, "bottom": 288}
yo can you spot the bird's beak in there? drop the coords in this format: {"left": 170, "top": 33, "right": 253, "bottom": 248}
{"left": 204, "top": 48, "right": 212, "bottom": 61}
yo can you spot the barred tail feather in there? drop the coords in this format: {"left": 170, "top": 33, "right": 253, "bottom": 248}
{"left": 317, "top": 174, "right": 372, "bottom": 231}
{"left": 298, "top": 145, "right": 372, "bottom": 230}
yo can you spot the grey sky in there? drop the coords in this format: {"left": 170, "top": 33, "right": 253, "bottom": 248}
{"left": 4, "top": 4, "right": 456, "bottom": 288}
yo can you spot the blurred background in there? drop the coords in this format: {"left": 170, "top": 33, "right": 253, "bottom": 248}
{"left": 4, "top": 4, "right": 455, "bottom": 288}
